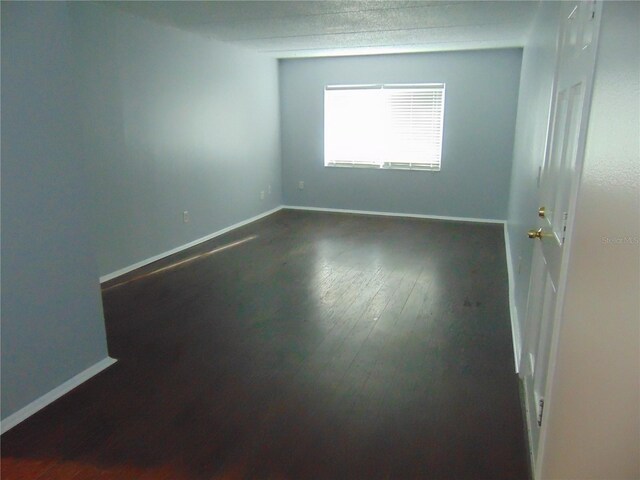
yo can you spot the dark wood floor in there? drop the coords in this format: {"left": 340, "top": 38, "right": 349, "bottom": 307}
{"left": 1, "top": 210, "right": 530, "bottom": 479}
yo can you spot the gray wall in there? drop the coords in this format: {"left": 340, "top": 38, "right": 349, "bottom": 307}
{"left": 70, "top": 4, "right": 282, "bottom": 277}
{"left": 279, "top": 50, "right": 522, "bottom": 220}
{"left": 1, "top": 3, "right": 110, "bottom": 420}
{"left": 506, "top": 1, "right": 561, "bottom": 362}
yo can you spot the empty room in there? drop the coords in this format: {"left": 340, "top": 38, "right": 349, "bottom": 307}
{"left": 1, "top": 1, "right": 638, "bottom": 479}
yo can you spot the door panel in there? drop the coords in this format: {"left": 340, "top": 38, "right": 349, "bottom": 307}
{"left": 523, "top": 242, "right": 558, "bottom": 456}
{"left": 520, "top": 0, "right": 601, "bottom": 473}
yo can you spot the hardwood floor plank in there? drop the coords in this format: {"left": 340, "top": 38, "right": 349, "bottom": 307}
{"left": 1, "top": 210, "right": 529, "bottom": 479}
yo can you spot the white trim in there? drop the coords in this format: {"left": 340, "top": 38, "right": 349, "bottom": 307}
{"left": 282, "top": 205, "right": 505, "bottom": 225}
{"left": 100, "top": 207, "right": 283, "bottom": 283}
{"left": 1, "top": 357, "right": 117, "bottom": 434}
{"left": 504, "top": 225, "right": 522, "bottom": 373}
{"left": 101, "top": 205, "right": 503, "bottom": 283}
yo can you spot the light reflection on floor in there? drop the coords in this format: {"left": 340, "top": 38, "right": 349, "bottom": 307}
{"left": 302, "top": 236, "right": 444, "bottom": 407}
{"left": 103, "top": 235, "right": 258, "bottom": 291}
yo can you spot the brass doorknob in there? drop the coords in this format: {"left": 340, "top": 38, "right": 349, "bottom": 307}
{"left": 528, "top": 227, "right": 544, "bottom": 239}
{"left": 538, "top": 206, "right": 546, "bottom": 218}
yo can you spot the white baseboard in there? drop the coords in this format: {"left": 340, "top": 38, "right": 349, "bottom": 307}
{"left": 100, "top": 206, "right": 283, "bottom": 283}
{"left": 1, "top": 357, "right": 117, "bottom": 434}
{"left": 504, "top": 225, "right": 521, "bottom": 373}
{"left": 101, "top": 206, "right": 503, "bottom": 283}
{"left": 282, "top": 205, "right": 506, "bottom": 225}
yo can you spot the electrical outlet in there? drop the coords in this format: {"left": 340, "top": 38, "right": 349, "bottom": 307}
{"left": 183, "top": 211, "right": 190, "bottom": 224}
{"left": 298, "top": 180, "right": 304, "bottom": 190}
{"left": 260, "top": 191, "right": 265, "bottom": 200}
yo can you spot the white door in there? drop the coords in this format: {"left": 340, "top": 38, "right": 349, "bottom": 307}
{"left": 520, "top": 0, "right": 602, "bottom": 471}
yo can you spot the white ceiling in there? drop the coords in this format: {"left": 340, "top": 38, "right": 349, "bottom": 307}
{"left": 113, "top": 1, "right": 538, "bottom": 58}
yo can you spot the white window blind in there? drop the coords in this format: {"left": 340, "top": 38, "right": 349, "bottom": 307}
{"left": 324, "top": 84, "right": 445, "bottom": 171}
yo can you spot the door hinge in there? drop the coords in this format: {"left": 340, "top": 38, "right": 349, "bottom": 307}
{"left": 538, "top": 398, "right": 545, "bottom": 426}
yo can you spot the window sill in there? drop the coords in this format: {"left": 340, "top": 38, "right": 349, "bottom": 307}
{"left": 324, "top": 163, "right": 441, "bottom": 172}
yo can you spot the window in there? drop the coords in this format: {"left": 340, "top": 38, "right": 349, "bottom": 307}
{"left": 324, "top": 83, "right": 445, "bottom": 171}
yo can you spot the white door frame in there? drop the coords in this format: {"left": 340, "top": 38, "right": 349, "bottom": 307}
{"left": 519, "top": 1, "right": 603, "bottom": 476}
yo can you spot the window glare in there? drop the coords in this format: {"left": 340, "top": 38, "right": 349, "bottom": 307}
{"left": 324, "top": 84, "right": 445, "bottom": 171}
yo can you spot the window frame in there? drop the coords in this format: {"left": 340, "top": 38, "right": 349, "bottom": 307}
{"left": 323, "top": 83, "right": 446, "bottom": 172}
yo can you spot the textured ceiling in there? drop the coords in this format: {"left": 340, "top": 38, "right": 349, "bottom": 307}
{"left": 113, "top": 1, "right": 538, "bottom": 58}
